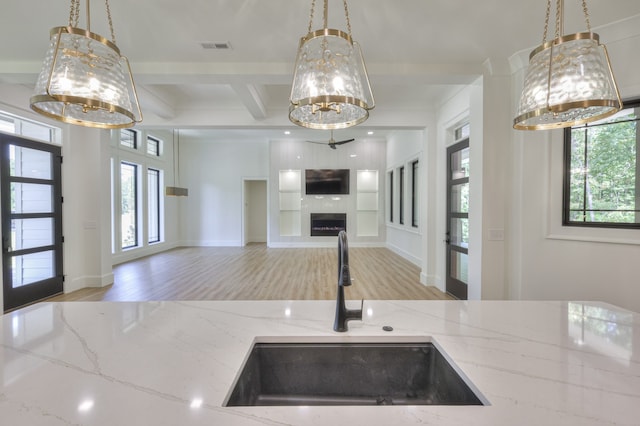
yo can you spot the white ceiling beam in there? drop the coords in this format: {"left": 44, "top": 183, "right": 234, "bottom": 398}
{"left": 231, "top": 83, "right": 268, "bottom": 120}
{"left": 137, "top": 86, "right": 176, "bottom": 120}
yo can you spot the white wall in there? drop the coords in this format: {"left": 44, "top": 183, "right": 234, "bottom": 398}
{"left": 269, "top": 137, "right": 387, "bottom": 247}
{"left": 180, "top": 137, "right": 269, "bottom": 246}
{"left": 509, "top": 15, "right": 640, "bottom": 312}
{"left": 62, "top": 126, "right": 114, "bottom": 291}
{"left": 386, "top": 130, "right": 425, "bottom": 266}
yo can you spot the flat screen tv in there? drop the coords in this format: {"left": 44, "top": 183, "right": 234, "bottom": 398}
{"left": 305, "top": 169, "right": 350, "bottom": 195}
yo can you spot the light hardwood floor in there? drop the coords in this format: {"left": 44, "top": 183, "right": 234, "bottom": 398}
{"left": 50, "top": 244, "right": 452, "bottom": 302}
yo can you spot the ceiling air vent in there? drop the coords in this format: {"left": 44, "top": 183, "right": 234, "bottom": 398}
{"left": 201, "top": 41, "right": 232, "bottom": 50}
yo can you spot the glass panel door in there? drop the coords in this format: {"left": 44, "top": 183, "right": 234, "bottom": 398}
{"left": 1, "top": 133, "right": 63, "bottom": 312}
{"left": 446, "top": 139, "right": 469, "bottom": 299}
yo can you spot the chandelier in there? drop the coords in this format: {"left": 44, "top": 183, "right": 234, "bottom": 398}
{"left": 289, "top": 0, "right": 374, "bottom": 130}
{"left": 513, "top": 0, "right": 621, "bottom": 130}
{"left": 30, "top": 0, "right": 142, "bottom": 129}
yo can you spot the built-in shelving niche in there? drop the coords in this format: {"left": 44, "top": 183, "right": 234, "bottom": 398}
{"left": 279, "top": 170, "right": 301, "bottom": 236}
{"left": 356, "top": 170, "right": 378, "bottom": 237}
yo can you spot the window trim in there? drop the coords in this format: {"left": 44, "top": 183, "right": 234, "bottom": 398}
{"left": 120, "top": 161, "right": 139, "bottom": 249}
{"left": 146, "top": 135, "right": 161, "bottom": 157}
{"left": 147, "top": 167, "right": 161, "bottom": 244}
{"left": 562, "top": 98, "right": 640, "bottom": 230}
{"left": 411, "top": 159, "right": 419, "bottom": 228}
{"left": 120, "top": 129, "right": 138, "bottom": 150}
{"left": 399, "top": 166, "right": 405, "bottom": 225}
{"left": 388, "top": 170, "right": 394, "bottom": 223}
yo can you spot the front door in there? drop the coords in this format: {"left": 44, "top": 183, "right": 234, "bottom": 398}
{"left": 446, "top": 139, "right": 469, "bottom": 299}
{"left": 1, "top": 133, "right": 63, "bottom": 312}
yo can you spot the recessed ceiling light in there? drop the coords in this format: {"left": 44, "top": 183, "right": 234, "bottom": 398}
{"left": 350, "top": 154, "right": 357, "bottom": 158}
{"left": 367, "top": 131, "right": 374, "bottom": 135}
{"left": 284, "top": 131, "right": 291, "bottom": 135}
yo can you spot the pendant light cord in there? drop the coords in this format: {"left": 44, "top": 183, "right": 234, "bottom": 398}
{"left": 172, "top": 130, "right": 181, "bottom": 187}
{"left": 67, "top": 0, "right": 117, "bottom": 42}
{"left": 105, "top": 0, "right": 116, "bottom": 44}
{"left": 69, "top": 0, "right": 80, "bottom": 27}
{"left": 555, "top": 0, "right": 562, "bottom": 40}
{"left": 305, "top": 0, "right": 353, "bottom": 36}
{"left": 307, "top": 0, "right": 316, "bottom": 33}
{"left": 342, "top": 0, "right": 352, "bottom": 37}
{"left": 542, "top": 0, "right": 593, "bottom": 43}
{"left": 581, "top": 0, "right": 592, "bottom": 32}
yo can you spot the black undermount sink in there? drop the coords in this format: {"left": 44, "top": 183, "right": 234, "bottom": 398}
{"left": 225, "top": 341, "right": 486, "bottom": 406}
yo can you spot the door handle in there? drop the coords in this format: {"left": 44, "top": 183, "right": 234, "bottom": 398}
{"left": 2, "top": 236, "right": 11, "bottom": 252}
{"left": 444, "top": 231, "right": 450, "bottom": 244}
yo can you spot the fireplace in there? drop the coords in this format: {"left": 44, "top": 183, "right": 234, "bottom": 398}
{"left": 310, "top": 213, "right": 346, "bottom": 237}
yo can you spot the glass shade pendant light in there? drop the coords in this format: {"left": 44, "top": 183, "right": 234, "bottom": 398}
{"left": 30, "top": 0, "right": 142, "bottom": 129}
{"left": 289, "top": 0, "right": 374, "bottom": 130}
{"left": 513, "top": 0, "right": 621, "bottom": 130}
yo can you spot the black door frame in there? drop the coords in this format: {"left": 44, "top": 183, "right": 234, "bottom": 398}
{"left": 1, "top": 133, "right": 63, "bottom": 312}
{"left": 446, "top": 138, "right": 469, "bottom": 300}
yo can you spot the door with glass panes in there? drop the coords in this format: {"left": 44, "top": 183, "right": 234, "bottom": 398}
{"left": 1, "top": 133, "right": 63, "bottom": 312}
{"left": 446, "top": 139, "right": 469, "bottom": 299}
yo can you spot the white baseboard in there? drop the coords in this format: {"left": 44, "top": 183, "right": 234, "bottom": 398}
{"left": 65, "top": 272, "right": 114, "bottom": 293}
{"left": 420, "top": 272, "right": 442, "bottom": 290}
{"left": 268, "top": 241, "right": 386, "bottom": 248}
{"left": 112, "top": 241, "right": 182, "bottom": 265}
{"left": 183, "top": 240, "right": 243, "bottom": 247}
{"left": 385, "top": 242, "right": 421, "bottom": 267}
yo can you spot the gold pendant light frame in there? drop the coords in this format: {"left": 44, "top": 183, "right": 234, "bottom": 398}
{"left": 289, "top": 0, "right": 374, "bottom": 130}
{"left": 30, "top": 0, "right": 142, "bottom": 129}
{"left": 513, "top": 0, "right": 622, "bottom": 130}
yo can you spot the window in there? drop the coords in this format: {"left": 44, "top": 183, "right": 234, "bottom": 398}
{"left": 0, "top": 116, "right": 15, "bottom": 133}
{"left": 399, "top": 166, "right": 405, "bottom": 225}
{"left": 0, "top": 111, "right": 58, "bottom": 143}
{"left": 147, "top": 136, "right": 161, "bottom": 156}
{"left": 121, "top": 162, "right": 138, "bottom": 248}
{"left": 388, "top": 170, "right": 394, "bottom": 223}
{"left": 455, "top": 123, "right": 470, "bottom": 141}
{"left": 564, "top": 99, "right": 640, "bottom": 228}
{"left": 112, "top": 130, "right": 167, "bottom": 255}
{"left": 120, "top": 129, "right": 138, "bottom": 149}
{"left": 411, "top": 159, "right": 419, "bottom": 227}
{"left": 147, "top": 168, "right": 161, "bottom": 243}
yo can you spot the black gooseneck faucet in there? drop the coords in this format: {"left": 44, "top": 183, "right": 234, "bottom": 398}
{"left": 334, "top": 230, "right": 363, "bottom": 332}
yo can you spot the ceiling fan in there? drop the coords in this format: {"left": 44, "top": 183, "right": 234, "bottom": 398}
{"left": 306, "top": 130, "right": 355, "bottom": 150}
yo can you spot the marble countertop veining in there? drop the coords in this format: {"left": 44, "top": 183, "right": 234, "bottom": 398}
{"left": 1, "top": 300, "right": 639, "bottom": 425}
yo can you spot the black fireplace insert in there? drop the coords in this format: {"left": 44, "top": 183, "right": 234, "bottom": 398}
{"left": 310, "top": 213, "right": 346, "bottom": 237}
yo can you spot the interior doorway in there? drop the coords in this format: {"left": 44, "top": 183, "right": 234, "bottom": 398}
{"left": 242, "top": 179, "right": 267, "bottom": 245}
{"left": 446, "top": 138, "right": 469, "bottom": 300}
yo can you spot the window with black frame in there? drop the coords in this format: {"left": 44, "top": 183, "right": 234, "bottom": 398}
{"left": 564, "top": 99, "right": 640, "bottom": 228}
{"left": 388, "top": 170, "right": 394, "bottom": 223}
{"left": 411, "top": 159, "right": 419, "bottom": 228}
{"left": 120, "top": 129, "right": 137, "bottom": 149}
{"left": 399, "top": 166, "right": 405, "bottom": 225}
{"left": 147, "top": 135, "right": 161, "bottom": 156}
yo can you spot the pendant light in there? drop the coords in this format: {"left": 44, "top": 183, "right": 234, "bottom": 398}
{"left": 289, "top": 0, "right": 374, "bottom": 130}
{"left": 165, "top": 130, "right": 188, "bottom": 197}
{"left": 30, "top": 0, "right": 142, "bottom": 129}
{"left": 513, "top": 0, "right": 621, "bottom": 130}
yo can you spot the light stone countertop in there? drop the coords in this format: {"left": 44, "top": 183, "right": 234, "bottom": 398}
{"left": 1, "top": 300, "right": 638, "bottom": 425}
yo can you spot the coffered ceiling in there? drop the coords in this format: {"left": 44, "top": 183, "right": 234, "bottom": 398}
{"left": 1, "top": 0, "right": 640, "bottom": 141}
